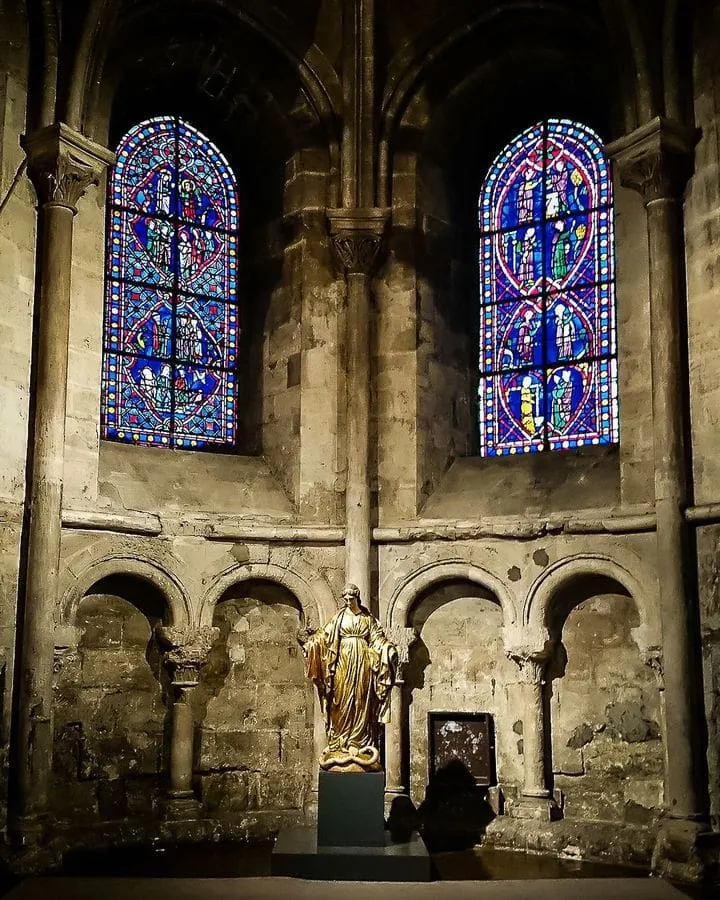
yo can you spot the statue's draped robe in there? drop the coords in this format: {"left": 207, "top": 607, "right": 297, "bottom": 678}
{"left": 304, "top": 607, "right": 396, "bottom": 755}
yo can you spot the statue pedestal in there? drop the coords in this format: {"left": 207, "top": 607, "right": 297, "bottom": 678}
{"left": 272, "top": 769, "right": 431, "bottom": 881}
{"left": 318, "top": 770, "right": 385, "bottom": 846}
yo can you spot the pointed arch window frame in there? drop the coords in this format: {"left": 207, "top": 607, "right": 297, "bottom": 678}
{"left": 100, "top": 115, "right": 241, "bottom": 451}
{"left": 477, "top": 118, "right": 619, "bottom": 458}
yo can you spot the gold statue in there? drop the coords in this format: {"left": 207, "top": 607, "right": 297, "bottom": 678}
{"left": 301, "top": 583, "right": 398, "bottom": 772}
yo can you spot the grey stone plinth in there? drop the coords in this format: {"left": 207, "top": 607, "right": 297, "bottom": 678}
{"left": 271, "top": 825, "right": 431, "bottom": 881}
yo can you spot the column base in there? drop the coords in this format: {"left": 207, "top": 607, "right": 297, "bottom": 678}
{"left": 163, "top": 793, "right": 201, "bottom": 820}
{"left": 508, "top": 795, "right": 561, "bottom": 822}
{"left": 651, "top": 817, "right": 719, "bottom": 884}
{"left": 384, "top": 786, "right": 406, "bottom": 816}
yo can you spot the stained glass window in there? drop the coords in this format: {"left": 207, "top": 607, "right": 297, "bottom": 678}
{"left": 101, "top": 116, "right": 239, "bottom": 449}
{"left": 478, "top": 119, "right": 619, "bottom": 456}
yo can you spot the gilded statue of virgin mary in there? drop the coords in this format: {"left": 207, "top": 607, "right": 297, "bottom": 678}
{"left": 301, "top": 584, "right": 398, "bottom": 772}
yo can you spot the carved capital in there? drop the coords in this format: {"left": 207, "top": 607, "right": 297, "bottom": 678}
{"left": 327, "top": 208, "right": 389, "bottom": 275}
{"left": 385, "top": 624, "right": 417, "bottom": 678}
{"left": 22, "top": 122, "right": 115, "bottom": 212}
{"left": 607, "top": 117, "right": 697, "bottom": 204}
{"left": 506, "top": 647, "right": 550, "bottom": 684}
{"left": 644, "top": 647, "right": 664, "bottom": 688}
{"left": 157, "top": 624, "right": 219, "bottom": 685}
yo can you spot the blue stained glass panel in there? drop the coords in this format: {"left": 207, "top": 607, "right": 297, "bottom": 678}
{"left": 173, "top": 366, "right": 237, "bottom": 448}
{"left": 101, "top": 116, "right": 239, "bottom": 449}
{"left": 478, "top": 119, "right": 618, "bottom": 456}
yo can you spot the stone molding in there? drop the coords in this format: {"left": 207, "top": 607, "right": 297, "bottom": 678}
{"left": 157, "top": 625, "right": 220, "bottom": 685}
{"left": 606, "top": 116, "right": 697, "bottom": 204}
{"left": 327, "top": 207, "right": 388, "bottom": 274}
{"left": 21, "top": 122, "right": 114, "bottom": 212}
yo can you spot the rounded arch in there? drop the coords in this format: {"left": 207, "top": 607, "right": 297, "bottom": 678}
{"left": 65, "top": 0, "right": 341, "bottom": 202}
{"left": 386, "top": 559, "right": 518, "bottom": 630}
{"left": 199, "top": 558, "right": 337, "bottom": 630}
{"left": 378, "top": 2, "right": 639, "bottom": 206}
{"left": 523, "top": 552, "right": 657, "bottom": 643}
{"left": 61, "top": 554, "right": 191, "bottom": 628}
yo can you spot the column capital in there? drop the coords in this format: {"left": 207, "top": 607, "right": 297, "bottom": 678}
{"left": 606, "top": 117, "right": 697, "bottom": 204}
{"left": 22, "top": 122, "right": 115, "bottom": 212}
{"left": 327, "top": 207, "right": 389, "bottom": 274}
{"left": 506, "top": 646, "right": 551, "bottom": 684}
{"left": 385, "top": 624, "right": 418, "bottom": 679}
{"left": 157, "top": 624, "right": 219, "bottom": 686}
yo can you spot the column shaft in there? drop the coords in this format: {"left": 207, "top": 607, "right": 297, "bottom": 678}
{"left": 169, "top": 691, "right": 194, "bottom": 797}
{"left": 522, "top": 677, "right": 549, "bottom": 799}
{"left": 345, "top": 270, "right": 372, "bottom": 603}
{"left": 16, "top": 201, "right": 74, "bottom": 820}
{"left": 384, "top": 681, "right": 404, "bottom": 795}
{"left": 646, "top": 195, "right": 706, "bottom": 820}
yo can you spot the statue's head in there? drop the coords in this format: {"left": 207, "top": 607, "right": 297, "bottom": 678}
{"left": 341, "top": 583, "right": 361, "bottom": 606}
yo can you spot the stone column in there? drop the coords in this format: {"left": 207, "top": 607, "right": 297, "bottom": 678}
{"left": 158, "top": 625, "right": 219, "bottom": 816}
{"left": 13, "top": 124, "right": 113, "bottom": 834}
{"left": 508, "top": 649, "right": 558, "bottom": 821}
{"left": 608, "top": 117, "right": 710, "bottom": 878}
{"left": 384, "top": 626, "right": 417, "bottom": 806}
{"left": 328, "top": 209, "right": 387, "bottom": 609}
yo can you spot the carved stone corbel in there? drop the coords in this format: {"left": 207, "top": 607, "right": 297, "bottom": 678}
{"left": 327, "top": 208, "right": 389, "bottom": 275}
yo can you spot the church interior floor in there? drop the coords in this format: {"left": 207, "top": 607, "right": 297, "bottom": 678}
{"left": 0, "top": 843, "right": 716, "bottom": 900}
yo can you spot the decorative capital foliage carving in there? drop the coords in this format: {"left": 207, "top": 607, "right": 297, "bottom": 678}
{"left": 644, "top": 647, "right": 664, "bottom": 687}
{"left": 22, "top": 123, "right": 115, "bottom": 212}
{"left": 157, "top": 624, "right": 220, "bottom": 685}
{"left": 607, "top": 117, "right": 697, "bottom": 204}
{"left": 506, "top": 646, "right": 551, "bottom": 684}
{"left": 385, "top": 624, "right": 418, "bottom": 669}
{"left": 327, "top": 208, "right": 389, "bottom": 275}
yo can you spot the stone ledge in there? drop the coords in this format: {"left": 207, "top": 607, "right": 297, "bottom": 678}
{"left": 481, "top": 815, "right": 656, "bottom": 870}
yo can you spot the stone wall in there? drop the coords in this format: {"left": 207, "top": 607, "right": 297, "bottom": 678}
{"left": 405, "top": 586, "right": 522, "bottom": 806}
{"left": 1, "top": 0, "right": 720, "bottom": 876}
{"left": 197, "top": 582, "right": 315, "bottom": 824}
{"left": 550, "top": 590, "right": 663, "bottom": 824}
{"left": 52, "top": 586, "right": 168, "bottom": 825}
{"left": 0, "top": 0, "right": 34, "bottom": 832}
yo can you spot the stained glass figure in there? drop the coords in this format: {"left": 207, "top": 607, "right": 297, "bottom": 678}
{"left": 101, "top": 116, "right": 239, "bottom": 449}
{"left": 478, "top": 119, "right": 619, "bottom": 456}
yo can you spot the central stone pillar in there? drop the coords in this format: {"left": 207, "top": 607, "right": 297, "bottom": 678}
{"left": 13, "top": 124, "right": 113, "bottom": 838}
{"left": 383, "top": 626, "right": 417, "bottom": 809}
{"left": 608, "top": 117, "right": 711, "bottom": 880}
{"left": 507, "top": 648, "right": 558, "bottom": 821}
{"left": 158, "top": 625, "right": 219, "bottom": 817}
{"left": 328, "top": 209, "right": 387, "bottom": 607}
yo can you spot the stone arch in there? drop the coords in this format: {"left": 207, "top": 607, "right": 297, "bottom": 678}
{"left": 387, "top": 559, "right": 518, "bottom": 630}
{"left": 199, "top": 556, "right": 337, "bottom": 631}
{"left": 377, "top": 2, "right": 648, "bottom": 206}
{"left": 523, "top": 552, "right": 659, "bottom": 652}
{"left": 61, "top": 554, "right": 191, "bottom": 629}
{"left": 65, "top": 0, "right": 342, "bottom": 202}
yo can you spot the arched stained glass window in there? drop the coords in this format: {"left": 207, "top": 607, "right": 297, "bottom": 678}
{"left": 478, "top": 119, "right": 618, "bottom": 457}
{"left": 101, "top": 116, "right": 240, "bottom": 449}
